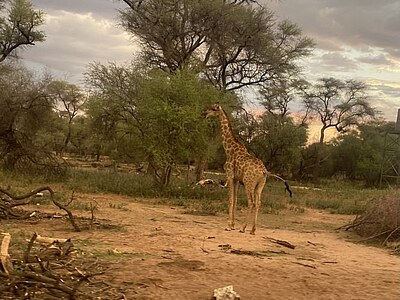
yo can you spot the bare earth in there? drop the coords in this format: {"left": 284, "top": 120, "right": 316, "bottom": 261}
{"left": 4, "top": 193, "right": 400, "bottom": 300}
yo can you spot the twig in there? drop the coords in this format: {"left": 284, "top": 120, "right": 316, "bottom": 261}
{"left": 383, "top": 226, "right": 400, "bottom": 245}
{"left": 307, "top": 241, "right": 317, "bottom": 246}
{"left": 293, "top": 262, "right": 316, "bottom": 269}
{"left": 356, "top": 229, "right": 394, "bottom": 243}
{"left": 200, "top": 238, "right": 210, "bottom": 254}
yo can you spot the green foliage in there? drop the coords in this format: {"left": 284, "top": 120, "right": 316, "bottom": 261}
{"left": 136, "top": 71, "right": 230, "bottom": 172}
{"left": 85, "top": 62, "right": 234, "bottom": 185}
{"left": 297, "top": 121, "right": 396, "bottom": 187}
{"left": 329, "top": 122, "right": 388, "bottom": 186}
{"left": 46, "top": 80, "right": 86, "bottom": 156}
{"left": 0, "top": 62, "right": 64, "bottom": 173}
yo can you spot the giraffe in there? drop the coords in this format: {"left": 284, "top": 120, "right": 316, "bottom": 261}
{"left": 204, "top": 104, "right": 291, "bottom": 234}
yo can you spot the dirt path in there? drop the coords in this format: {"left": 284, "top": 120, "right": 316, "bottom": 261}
{"left": 4, "top": 193, "right": 400, "bottom": 299}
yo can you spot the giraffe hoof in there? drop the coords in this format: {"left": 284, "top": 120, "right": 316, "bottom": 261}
{"left": 225, "top": 227, "right": 235, "bottom": 231}
{"left": 239, "top": 229, "right": 245, "bottom": 233}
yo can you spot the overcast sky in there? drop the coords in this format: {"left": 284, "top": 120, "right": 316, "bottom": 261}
{"left": 21, "top": 0, "right": 400, "bottom": 121}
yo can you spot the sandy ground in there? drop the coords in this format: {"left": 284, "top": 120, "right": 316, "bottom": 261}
{"left": 3, "top": 193, "right": 400, "bottom": 300}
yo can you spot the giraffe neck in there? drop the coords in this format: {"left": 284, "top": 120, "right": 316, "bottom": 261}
{"left": 218, "top": 108, "right": 246, "bottom": 157}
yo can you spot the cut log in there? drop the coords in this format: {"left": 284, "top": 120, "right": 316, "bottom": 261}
{"left": 35, "top": 235, "right": 68, "bottom": 244}
{"left": 1, "top": 233, "right": 12, "bottom": 274}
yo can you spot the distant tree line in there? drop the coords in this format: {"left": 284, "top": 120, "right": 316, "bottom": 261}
{"left": 0, "top": 0, "right": 396, "bottom": 187}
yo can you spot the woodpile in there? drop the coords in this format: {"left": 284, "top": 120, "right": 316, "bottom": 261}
{"left": 0, "top": 232, "right": 124, "bottom": 299}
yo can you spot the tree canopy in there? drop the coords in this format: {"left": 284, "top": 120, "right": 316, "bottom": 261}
{"left": 0, "top": 0, "right": 45, "bottom": 62}
{"left": 301, "top": 77, "right": 377, "bottom": 144}
{"left": 119, "top": 0, "right": 314, "bottom": 90}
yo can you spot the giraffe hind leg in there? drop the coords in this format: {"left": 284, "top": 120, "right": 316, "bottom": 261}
{"left": 250, "top": 177, "right": 266, "bottom": 235}
{"left": 240, "top": 185, "right": 255, "bottom": 233}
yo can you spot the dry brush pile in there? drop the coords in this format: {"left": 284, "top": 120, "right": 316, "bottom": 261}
{"left": 0, "top": 232, "right": 125, "bottom": 299}
{"left": 0, "top": 186, "right": 126, "bottom": 299}
{"left": 342, "top": 191, "right": 400, "bottom": 253}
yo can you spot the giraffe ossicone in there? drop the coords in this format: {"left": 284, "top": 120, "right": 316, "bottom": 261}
{"left": 203, "top": 103, "right": 291, "bottom": 234}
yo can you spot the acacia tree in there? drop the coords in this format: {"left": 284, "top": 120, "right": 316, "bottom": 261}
{"left": 47, "top": 81, "right": 86, "bottom": 156}
{"left": 119, "top": 0, "right": 313, "bottom": 179}
{"left": 299, "top": 77, "right": 377, "bottom": 177}
{"left": 0, "top": 0, "right": 45, "bottom": 62}
{"left": 301, "top": 77, "right": 377, "bottom": 144}
{"left": 119, "top": 0, "right": 313, "bottom": 90}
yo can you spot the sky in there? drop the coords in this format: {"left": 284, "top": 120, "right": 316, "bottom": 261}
{"left": 18, "top": 0, "right": 400, "bottom": 122}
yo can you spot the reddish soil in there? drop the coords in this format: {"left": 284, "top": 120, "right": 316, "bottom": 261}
{"left": 3, "top": 193, "right": 400, "bottom": 300}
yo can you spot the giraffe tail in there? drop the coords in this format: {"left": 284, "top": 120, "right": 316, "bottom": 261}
{"left": 267, "top": 172, "right": 293, "bottom": 197}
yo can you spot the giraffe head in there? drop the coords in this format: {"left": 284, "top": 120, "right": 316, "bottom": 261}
{"left": 203, "top": 104, "right": 222, "bottom": 118}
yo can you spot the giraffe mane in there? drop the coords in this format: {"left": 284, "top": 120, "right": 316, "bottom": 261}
{"left": 220, "top": 107, "right": 247, "bottom": 149}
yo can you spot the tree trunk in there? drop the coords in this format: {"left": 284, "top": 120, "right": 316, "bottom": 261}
{"left": 314, "top": 126, "right": 327, "bottom": 178}
{"left": 195, "top": 158, "right": 207, "bottom": 182}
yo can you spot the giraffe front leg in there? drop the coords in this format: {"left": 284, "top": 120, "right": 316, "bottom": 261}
{"left": 226, "top": 179, "right": 236, "bottom": 231}
{"left": 240, "top": 186, "right": 254, "bottom": 233}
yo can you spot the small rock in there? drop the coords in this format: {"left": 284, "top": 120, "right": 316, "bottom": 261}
{"left": 212, "top": 285, "right": 241, "bottom": 300}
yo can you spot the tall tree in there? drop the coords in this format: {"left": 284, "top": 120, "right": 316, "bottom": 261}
{"left": 301, "top": 78, "right": 377, "bottom": 144}
{"left": 47, "top": 81, "right": 86, "bottom": 156}
{"left": 84, "top": 61, "right": 144, "bottom": 160}
{"left": 0, "top": 0, "right": 45, "bottom": 62}
{"left": 119, "top": 0, "right": 313, "bottom": 90}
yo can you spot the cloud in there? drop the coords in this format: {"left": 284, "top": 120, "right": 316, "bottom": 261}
{"left": 21, "top": 8, "right": 136, "bottom": 82}
{"left": 31, "top": 0, "right": 125, "bottom": 19}
{"left": 357, "top": 53, "right": 392, "bottom": 66}
{"left": 318, "top": 51, "right": 359, "bottom": 72}
{"left": 264, "top": 0, "right": 400, "bottom": 121}
{"left": 268, "top": 0, "right": 400, "bottom": 57}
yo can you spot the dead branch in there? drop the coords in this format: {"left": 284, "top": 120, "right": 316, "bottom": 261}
{"left": 0, "top": 186, "right": 81, "bottom": 232}
{"left": 264, "top": 236, "right": 296, "bottom": 249}
{"left": 230, "top": 249, "right": 287, "bottom": 257}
